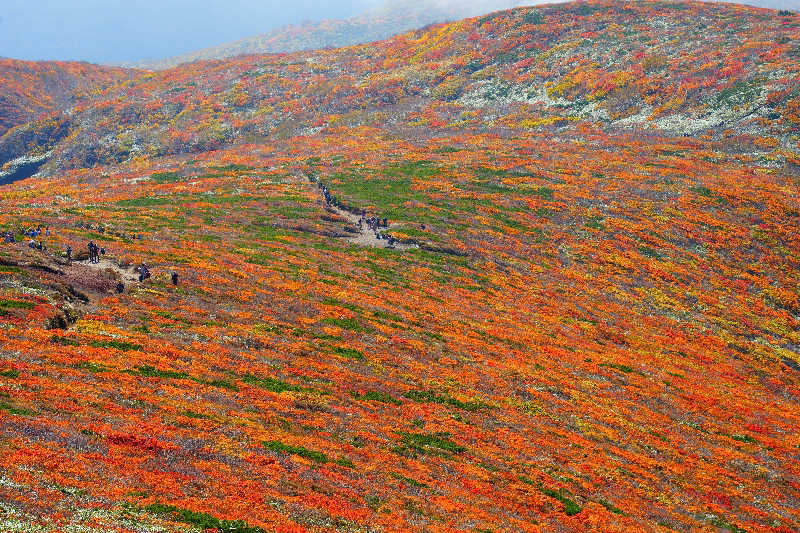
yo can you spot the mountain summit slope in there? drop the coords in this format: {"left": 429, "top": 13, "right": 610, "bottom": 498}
{"left": 127, "top": 0, "right": 536, "bottom": 70}
{"left": 0, "top": 59, "right": 136, "bottom": 138}
{"left": 0, "top": 1, "right": 799, "bottom": 532}
{"left": 3, "top": 0, "right": 798, "bottom": 176}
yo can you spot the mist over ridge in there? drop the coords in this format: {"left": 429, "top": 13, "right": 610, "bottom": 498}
{"left": 1, "top": 0, "right": 796, "bottom": 67}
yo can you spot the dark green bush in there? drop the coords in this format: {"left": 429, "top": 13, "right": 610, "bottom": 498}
{"left": 240, "top": 373, "right": 303, "bottom": 393}
{"left": 143, "top": 503, "right": 266, "bottom": 533}
{"left": 541, "top": 487, "right": 582, "bottom": 516}
{"left": 352, "top": 390, "right": 402, "bottom": 405}
{"left": 524, "top": 11, "right": 544, "bottom": 24}
{"left": 394, "top": 431, "right": 466, "bottom": 457}
{"left": 132, "top": 365, "right": 190, "bottom": 380}
{"left": 263, "top": 440, "right": 328, "bottom": 463}
{"left": 333, "top": 347, "right": 366, "bottom": 361}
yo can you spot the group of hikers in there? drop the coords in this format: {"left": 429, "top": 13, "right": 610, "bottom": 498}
{"left": 321, "top": 184, "right": 334, "bottom": 206}
{"left": 86, "top": 241, "right": 105, "bottom": 264}
{"left": 314, "top": 179, "right": 401, "bottom": 249}
{"left": 360, "top": 216, "right": 389, "bottom": 232}
{"left": 3, "top": 222, "right": 181, "bottom": 295}
{"left": 358, "top": 216, "right": 397, "bottom": 247}
{"left": 2, "top": 225, "right": 51, "bottom": 250}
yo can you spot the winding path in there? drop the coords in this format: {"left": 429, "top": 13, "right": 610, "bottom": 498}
{"left": 325, "top": 204, "right": 418, "bottom": 251}
{"left": 77, "top": 257, "right": 139, "bottom": 283}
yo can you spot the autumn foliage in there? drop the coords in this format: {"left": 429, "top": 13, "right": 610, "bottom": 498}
{"left": 0, "top": 1, "right": 799, "bottom": 532}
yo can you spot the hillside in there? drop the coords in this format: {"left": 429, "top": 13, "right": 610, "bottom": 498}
{"left": 2, "top": 0, "right": 798, "bottom": 179}
{"left": 127, "top": 0, "right": 535, "bottom": 70}
{"left": 0, "top": 59, "right": 137, "bottom": 138}
{"left": 0, "top": 1, "right": 799, "bottom": 532}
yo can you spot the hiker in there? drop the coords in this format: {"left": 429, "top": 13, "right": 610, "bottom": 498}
{"left": 87, "top": 242, "right": 95, "bottom": 263}
{"left": 66, "top": 245, "right": 72, "bottom": 261}
{"left": 383, "top": 218, "right": 388, "bottom": 228}
{"left": 28, "top": 239, "right": 37, "bottom": 249}
{"left": 45, "top": 227, "right": 50, "bottom": 237}
{"left": 116, "top": 281, "right": 125, "bottom": 294}
{"left": 171, "top": 272, "right": 178, "bottom": 286}
{"left": 138, "top": 264, "right": 151, "bottom": 282}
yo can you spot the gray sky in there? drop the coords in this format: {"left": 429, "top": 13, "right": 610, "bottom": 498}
{"left": 0, "top": 0, "right": 797, "bottom": 64}
{"left": 0, "top": 0, "right": 370, "bottom": 64}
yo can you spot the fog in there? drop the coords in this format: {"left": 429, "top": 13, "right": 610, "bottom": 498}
{"left": 0, "top": 0, "right": 370, "bottom": 64}
{"left": 0, "top": 0, "right": 796, "bottom": 65}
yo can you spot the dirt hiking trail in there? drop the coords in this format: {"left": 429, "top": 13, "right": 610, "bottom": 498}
{"left": 326, "top": 204, "right": 418, "bottom": 251}
{"left": 77, "top": 257, "right": 139, "bottom": 283}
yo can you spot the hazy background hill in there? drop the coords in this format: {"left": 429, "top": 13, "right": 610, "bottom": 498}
{"left": 125, "top": 0, "right": 536, "bottom": 70}
{"left": 125, "top": 0, "right": 799, "bottom": 70}
{"left": 2, "top": 0, "right": 797, "bottom": 177}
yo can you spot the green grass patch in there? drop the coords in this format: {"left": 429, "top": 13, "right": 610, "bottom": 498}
{"left": 690, "top": 186, "right": 714, "bottom": 197}
{"left": 333, "top": 457, "right": 355, "bottom": 468}
{"left": 714, "top": 79, "right": 762, "bottom": 109}
{"left": 0, "top": 369, "right": 20, "bottom": 379}
{"left": 601, "top": 363, "right": 634, "bottom": 374}
{"left": 180, "top": 410, "right": 212, "bottom": 419}
{"left": 253, "top": 323, "right": 282, "bottom": 334}
{"left": 262, "top": 440, "right": 328, "bottom": 463}
{"left": 240, "top": 373, "right": 304, "bottom": 393}
{"left": 130, "top": 365, "right": 190, "bottom": 380}
{"left": 706, "top": 513, "right": 748, "bottom": 533}
{"left": 141, "top": 503, "right": 265, "bottom": 533}
{"left": 599, "top": 499, "right": 624, "bottom": 515}
{"left": 150, "top": 171, "right": 183, "bottom": 184}
{"left": 0, "top": 299, "right": 35, "bottom": 312}
{"left": 403, "top": 389, "right": 489, "bottom": 411}
{"left": 639, "top": 246, "right": 663, "bottom": 259}
{"left": 394, "top": 431, "right": 466, "bottom": 458}
{"left": 0, "top": 401, "right": 36, "bottom": 416}
{"left": 730, "top": 434, "right": 759, "bottom": 445}
{"left": 524, "top": 10, "right": 544, "bottom": 24}
{"left": 351, "top": 390, "right": 402, "bottom": 405}
{"left": 333, "top": 346, "right": 366, "bottom": 361}
{"left": 320, "top": 317, "right": 368, "bottom": 332}
{"left": 89, "top": 340, "right": 143, "bottom": 352}
{"left": 210, "top": 164, "right": 255, "bottom": 173}
{"left": 585, "top": 216, "right": 605, "bottom": 230}
{"left": 373, "top": 309, "right": 404, "bottom": 322}
{"left": 541, "top": 487, "right": 582, "bottom": 516}
{"left": 153, "top": 310, "right": 192, "bottom": 325}
{"left": 206, "top": 379, "right": 239, "bottom": 391}
{"left": 116, "top": 196, "right": 177, "bottom": 208}
{"left": 51, "top": 335, "right": 81, "bottom": 346}
{"left": 74, "top": 361, "right": 109, "bottom": 373}
{"left": 389, "top": 471, "right": 428, "bottom": 488}
{"left": 321, "top": 297, "right": 361, "bottom": 312}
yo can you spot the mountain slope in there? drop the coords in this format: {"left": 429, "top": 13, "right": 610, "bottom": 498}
{"left": 127, "top": 0, "right": 535, "bottom": 70}
{"left": 0, "top": 1, "right": 799, "bottom": 532}
{"left": 4, "top": 0, "right": 798, "bottom": 176}
{"left": 0, "top": 59, "right": 137, "bottom": 137}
